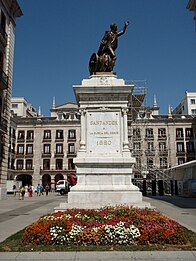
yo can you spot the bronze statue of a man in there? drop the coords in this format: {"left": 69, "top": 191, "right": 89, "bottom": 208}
{"left": 89, "top": 21, "right": 129, "bottom": 74}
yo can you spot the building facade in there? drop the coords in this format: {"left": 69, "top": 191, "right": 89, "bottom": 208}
{"left": 0, "top": 0, "right": 22, "bottom": 199}
{"left": 8, "top": 94, "right": 196, "bottom": 196}
{"left": 173, "top": 92, "right": 196, "bottom": 115}
{"left": 129, "top": 112, "right": 196, "bottom": 194}
{"left": 11, "top": 97, "right": 38, "bottom": 117}
{"left": 9, "top": 102, "right": 80, "bottom": 189}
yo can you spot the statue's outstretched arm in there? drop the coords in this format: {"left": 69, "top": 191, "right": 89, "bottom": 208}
{"left": 117, "top": 21, "right": 129, "bottom": 37}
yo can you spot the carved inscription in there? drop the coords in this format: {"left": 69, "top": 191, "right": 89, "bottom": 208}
{"left": 87, "top": 111, "right": 120, "bottom": 154}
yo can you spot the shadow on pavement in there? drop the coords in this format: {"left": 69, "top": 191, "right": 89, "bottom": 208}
{"left": 145, "top": 195, "right": 196, "bottom": 209}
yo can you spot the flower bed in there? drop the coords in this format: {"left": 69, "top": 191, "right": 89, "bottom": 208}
{"left": 22, "top": 206, "right": 187, "bottom": 246}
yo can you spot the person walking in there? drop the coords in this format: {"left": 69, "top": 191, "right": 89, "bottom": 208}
{"left": 19, "top": 185, "right": 25, "bottom": 200}
{"left": 13, "top": 184, "right": 16, "bottom": 197}
{"left": 36, "top": 184, "right": 41, "bottom": 196}
{"left": 28, "top": 185, "right": 33, "bottom": 197}
{"left": 45, "top": 184, "right": 50, "bottom": 196}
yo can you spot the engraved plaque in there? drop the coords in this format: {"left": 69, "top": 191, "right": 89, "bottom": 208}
{"left": 87, "top": 111, "right": 121, "bottom": 154}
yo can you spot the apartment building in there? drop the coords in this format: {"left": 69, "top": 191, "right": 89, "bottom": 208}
{"left": 9, "top": 102, "right": 80, "bottom": 189}
{"left": 173, "top": 92, "right": 196, "bottom": 116}
{"left": 0, "top": 0, "right": 22, "bottom": 199}
{"left": 11, "top": 97, "right": 38, "bottom": 117}
{"left": 129, "top": 112, "right": 196, "bottom": 191}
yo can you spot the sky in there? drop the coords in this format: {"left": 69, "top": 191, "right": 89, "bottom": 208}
{"left": 12, "top": 0, "right": 196, "bottom": 116}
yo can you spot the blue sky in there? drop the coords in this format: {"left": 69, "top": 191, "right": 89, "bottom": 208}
{"left": 13, "top": 0, "right": 196, "bottom": 116}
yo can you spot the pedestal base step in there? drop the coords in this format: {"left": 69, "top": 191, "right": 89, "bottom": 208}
{"left": 54, "top": 201, "right": 151, "bottom": 212}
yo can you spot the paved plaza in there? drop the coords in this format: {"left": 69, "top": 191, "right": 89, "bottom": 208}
{"left": 0, "top": 193, "right": 195, "bottom": 260}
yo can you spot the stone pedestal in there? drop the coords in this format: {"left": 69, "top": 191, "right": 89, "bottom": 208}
{"left": 56, "top": 74, "right": 150, "bottom": 211}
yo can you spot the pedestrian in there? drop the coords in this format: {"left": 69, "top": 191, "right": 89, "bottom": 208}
{"left": 24, "top": 185, "right": 29, "bottom": 197}
{"left": 28, "top": 185, "right": 33, "bottom": 197}
{"left": 19, "top": 185, "right": 25, "bottom": 200}
{"left": 37, "top": 184, "right": 41, "bottom": 196}
{"left": 45, "top": 184, "right": 49, "bottom": 196}
{"left": 13, "top": 184, "right": 16, "bottom": 197}
{"left": 40, "top": 184, "right": 44, "bottom": 195}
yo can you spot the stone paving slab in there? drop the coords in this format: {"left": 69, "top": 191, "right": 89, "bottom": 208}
{"left": 0, "top": 251, "right": 195, "bottom": 261}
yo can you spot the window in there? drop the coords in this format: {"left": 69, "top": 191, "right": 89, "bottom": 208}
{"left": 147, "top": 142, "right": 154, "bottom": 151}
{"left": 191, "top": 109, "right": 196, "bottom": 115}
{"left": 27, "top": 130, "right": 34, "bottom": 140}
{"left": 145, "top": 128, "right": 153, "bottom": 138}
{"left": 18, "top": 130, "right": 25, "bottom": 140}
{"left": 68, "top": 129, "right": 76, "bottom": 139}
{"left": 12, "top": 143, "right": 15, "bottom": 153}
{"left": 26, "top": 144, "right": 33, "bottom": 154}
{"left": 12, "top": 103, "right": 18, "bottom": 108}
{"left": 26, "top": 159, "right": 33, "bottom": 170}
{"left": 43, "top": 130, "right": 51, "bottom": 139}
{"left": 0, "top": 10, "right": 6, "bottom": 38}
{"left": 158, "top": 128, "right": 166, "bottom": 137}
{"left": 12, "top": 129, "right": 16, "bottom": 139}
{"left": 136, "top": 157, "right": 141, "bottom": 168}
{"left": 56, "top": 159, "right": 63, "bottom": 170}
{"left": 68, "top": 158, "right": 75, "bottom": 170}
{"left": 133, "top": 128, "right": 141, "bottom": 139}
{"left": 159, "top": 142, "right": 167, "bottom": 151}
{"left": 190, "top": 99, "right": 195, "bottom": 104}
{"left": 186, "top": 142, "right": 194, "bottom": 152}
{"left": 185, "top": 128, "right": 193, "bottom": 138}
{"left": 177, "top": 142, "right": 184, "bottom": 152}
{"left": 147, "top": 158, "right": 153, "bottom": 169}
{"left": 68, "top": 143, "right": 75, "bottom": 154}
{"left": 178, "top": 158, "right": 185, "bottom": 165}
{"left": 43, "top": 144, "right": 50, "bottom": 154}
{"left": 16, "top": 160, "right": 23, "bottom": 170}
{"left": 17, "top": 144, "right": 24, "bottom": 154}
{"left": 56, "top": 130, "right": 63, "bottom": 139}
{"left": 43, "top": 159, "right": 50, "bottom": 170}
{"left": 56, "top": 144, "right": 63, "bottom": 154}
{"left": 176, "top": 128, "right": 183, "bottom": 139}
{"left": 133, "top": 142, "right": 141, "bottom": 151}
{"left": 160, "top": 158, "right": 167, "bottom": 169}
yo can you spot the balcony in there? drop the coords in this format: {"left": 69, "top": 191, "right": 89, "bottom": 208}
{"left": 132, "top": 135, "right": 141, "bottom": 141}
{"left": 145, "top": 150, "right": 155, "bottom": 156}
{"left": 15, "top": 168, "right": 34, "bottom": 173}
{"left": 54, "top": 152, "right": 64, "bottom": 157}
{"left": 67, "top": 152, "right": 76, "bottom": 157}
{"left": 158, "top": 150, "right": 168, "bottom": 156}
{"left": 17, "top": 137, "right": 25, "bottom": 142}
{"left": 25, "top": 153, "right": 34, "bottom": 158}
{"left": 67, "top": 137, "right": 76, "bottom": 142}
{"left": 0, "top": 117, "right": 7, "bottom": 133}
{"left": 132, "top": 150, "right": 142, "bottom": 156}
{"left": 0, "top": 68, "right": 8, "bottom": 90}
{"left": 145, "top": 135, "right": 154, "bottom": 140}
{"left": 176, "top": 136, "right": 184, "bottom": 140}
{"left": 42, "top": 152, "right": 51, "bottom": 158}
{"left": 16, "top": 153, "right": 24, "bottom": 158}
{"left": 0, "top": 27, "right": 7, "bottom": 47}
{"left": 176, "top": 151, "right": 185, "bottom": 156}
{"left": 158, "top": 135, "right": 167, "bottom": 140}
{"left": 43, "top": 138, "right": 51, "bottom": 142}
{"left": 26, "top": 138, "right": 34, "bottom": 143}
